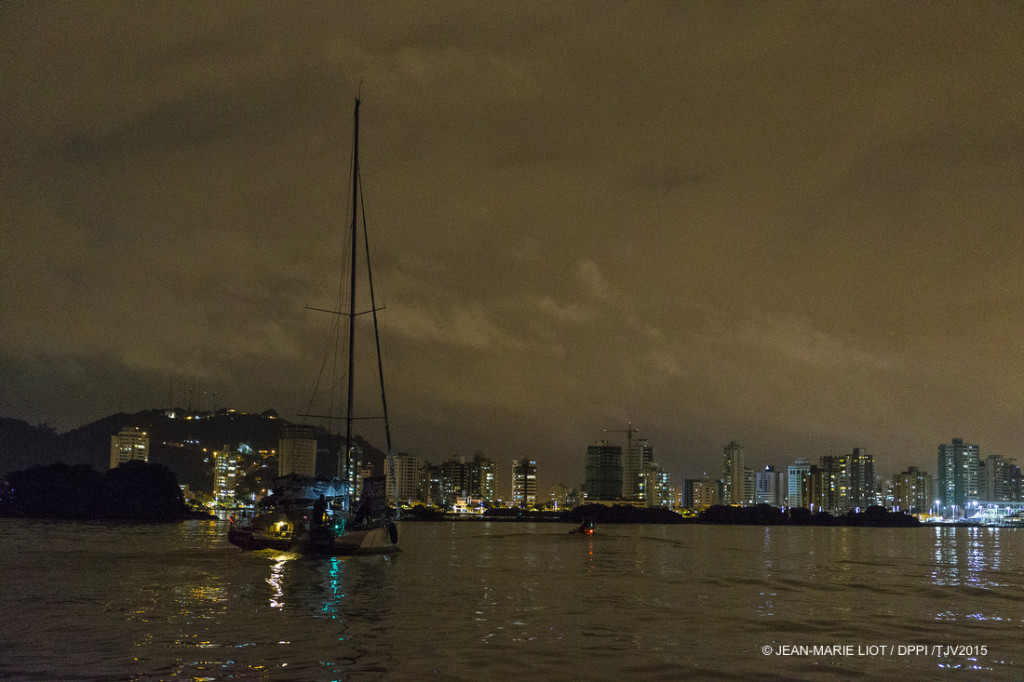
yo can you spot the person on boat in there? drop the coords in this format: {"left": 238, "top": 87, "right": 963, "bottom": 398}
{"left": 312, "top": 494, "right": 327, "bottom": 529}
{"left": 352, "top": 489, "right": 373, "bottom": 527}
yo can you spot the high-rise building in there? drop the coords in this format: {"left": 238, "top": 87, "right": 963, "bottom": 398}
{"left": 420, "top": 463, "right": 444, "bottom": 507}
{"left": 345, "top": 442, "right": 370, "bottom": 492}
{"left": 641, "top": 461, "right": 676, "bottom": 508}
{"left": 937, "top": 438, "right": 980, "bottom": 515}
{"left": 511, "top": 458, "right": 537, "bottom": 508}
{"left": 585, "top": 441, "right": 623, "bottom": 501}
{"left": 469, "top": 452, "right": 497, "bottom": 503}
{"left": 807, "top": 465, "right": 828, "bottom": 511}
{"left": 894, "top": 466, "right": 933, "bottom": 513}
{"left": 441, "top": 458, "right": 469, "bottom": 505}
{"left": 816, "top": 455, "right": 843, "bottom": 511}
{"left": 109, "top": 427, "right": 149, "bottom": 469}
{"left": 426, "top": 453, "right": 499, "bottom": 507}
{"left": 979, "top": 455, "right": 1022, "bottom": 502}
{"left": 877, "top": 477, "right": 895, "bottom": 509}
{"left": 623, "top": 438, "right": 654, "bottom": 501}
{"left": 212, "top": 445, "right": 238, "bottom": 505}
{"left": 742, "top": 467, "right": 756, "bottom": 505}
{"left": 814, "top": 449, "right": 876, "bottom": 512}
{"left": 721, "top": 441, "right": 744, "bottom": 505}
{"left": 278, "top": 425, "right": 316, "bottom": 477}
{"left": 388, "top": 452, "right": 422, "bottom": 505}
{"left": 683, "top": 476, "right": 717, "bottom": 510}
{"left": 846, "top": 448, "right": 876, "bottom": 509}
{"left": 787, "top": 458, "right": 812, "bottom": 508}
{"left": 755, "top": 466, "right": 786, "bottom": 507}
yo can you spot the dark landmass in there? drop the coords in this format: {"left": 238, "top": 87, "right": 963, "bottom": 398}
{"left": 0, "top": 410, "right": 386, "bottom": 498}
{"left": 400, "top": 503, "right": 921, "bottom": 527}
{"left": 399, "top": 504, "right": 688, "bottom": 524}
{"left": 0, "top": 460, "right": 190, "bottom": 521}
{"left": 561, "top": 503, "right": 687, "bottom": 524}
{"left": 697, "top": 504, "right": 921, "bottom": 527}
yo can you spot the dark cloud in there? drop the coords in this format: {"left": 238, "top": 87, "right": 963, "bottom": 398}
{"left": 3, "top": 3, "right": 1023, "bottom": 494}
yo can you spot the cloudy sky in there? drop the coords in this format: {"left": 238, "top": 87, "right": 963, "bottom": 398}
{"left": 3, "top": 2, "right": 1022, "bottom": 492}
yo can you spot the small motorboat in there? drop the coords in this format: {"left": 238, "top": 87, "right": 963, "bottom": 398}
{"left": 571, "top": 519, "right": 595, "bottom": 535}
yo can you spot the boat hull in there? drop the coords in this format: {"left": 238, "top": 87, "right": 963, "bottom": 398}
{"left": 228, "top": 523, "right": 400, "bottom": 556}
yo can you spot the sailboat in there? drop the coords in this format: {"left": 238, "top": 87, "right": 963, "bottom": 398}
{"left": 228, "top": 97, "right": 400, "bottom": 555}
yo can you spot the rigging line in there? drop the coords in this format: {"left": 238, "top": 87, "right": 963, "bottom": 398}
{"left": 299, "top": 114, "right": 356, "bottom": 428}
{"left": 301, "top": 103, "right": 357, "bottom": 426}
{"left": 306, "top": 131, "right": 356, "bottom": 312}
{"left": 305, "top": 305, "right": 384, "bottom": 317}
{"left": 358, "top": 162, "right": 396, "bottom": 504}
{"left": 301, "top": 303, "right": 341, "bottom": 423}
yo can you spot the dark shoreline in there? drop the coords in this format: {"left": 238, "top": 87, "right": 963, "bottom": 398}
{"left": 400, "top": 503, "right": 927, "bottom": 527}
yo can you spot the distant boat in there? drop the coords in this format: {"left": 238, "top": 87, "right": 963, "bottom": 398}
{"left": 229, "top": 97, "right": 399, "bottom": 556}
{"left": 571, "top": 519, "right": 595, "bottom": 535}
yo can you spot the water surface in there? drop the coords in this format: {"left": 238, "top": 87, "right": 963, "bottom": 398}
{"left": 1, "top": 519, "right": 1020, "bottom": 680}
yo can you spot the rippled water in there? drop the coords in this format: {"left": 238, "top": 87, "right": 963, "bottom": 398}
{"left": 1, "top": 519, "right": 1021, "bottom": 680}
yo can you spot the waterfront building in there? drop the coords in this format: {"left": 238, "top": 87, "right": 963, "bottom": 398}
{"left": 640, "top": 461, "right": 676, "bottom": 508}
{"left": 548, "top": 484, "right": 579, "bottom": 510}
{"left": 427, "top": 454, "right": 499, "bottom": 507}
{"left": 979, "top": 455, "right": 1022, "bottom": 503}
{"left": 419, "top": 463, "right": 444, "bottom": 506}
{"left": 683, "top": 475, "right": 717, "bottom": 510}
{"left": 877, "top": 477, "right": 895, "bottom": 509}
{"left": 755, "top": 466, "right": 786, "bottom": 507}
{"left": 585, "top": 441, "right": 623, "bottom": 501}
{"left": 816, "top": 455, "right": 843, "bottom": 511}
{"left": 212, "top": 445, "right": 238, "bottom": 505}
{"left": 278, "top": 425, "right": 316, "bottom": 478}
{"left": 814, "top": 449, "right": 876, "bottom": 512}
{"left": 807, "top": 465, "right": 827, "bottom": 511}
{"left": 743, "top": 467, "right": 756, "bottom": 505}
{"left": 511, "top": 458, "right": 538, "bottom": 508}
{"left": 623, "top": 438, "right": 655, "bottom": 501}
{"left": 846, "top": 448, "right": 876, "bottom": 509}
{"left": 787, "top": 458, "right": 812, "bottom": 508}
{"left": 109, "top": 427, "right": 149, "bottom": 469}
{"left": 440, "top": 458, "right": 469, "bottom": 505}
{"left": 469, "top": 452, "right": 497, "bottom": 503}
{"left": 452, "top": 496, "right": 486, "bottom": 514}
{"left": 894, "top": 466, "right": 933, "bottom": 513}
{"left": 937, "top": 438, "right": 980, "bottom": 515}
{"left": 344, "top": 442, "right": 368, "bottom": 492}
{"left": 387, "top": 452, "right": 422, "bottom": 506}
{"left": 721, "top": 441, "right": 745, "bottom": 505}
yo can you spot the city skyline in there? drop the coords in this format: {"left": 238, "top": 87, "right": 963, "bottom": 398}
{"left": 3, "top": 4, "right": 1023, "bottom": 493}
{"left": 8, "top": 404, "right": 1013, "bottom": 511}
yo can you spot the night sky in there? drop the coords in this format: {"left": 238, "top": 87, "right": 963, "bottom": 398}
{"left": 3, "top": 3, "right": 1023, "bottom": 493}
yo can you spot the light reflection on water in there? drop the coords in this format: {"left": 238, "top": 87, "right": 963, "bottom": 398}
{"left": 930, "top": 526, "right": 1006, "bottom": 589}
{"left": 1, "top": 519, "right": 1023, "bottom": 679}
{"left": 267, "top": 555, "right": 288, "bottom": 609}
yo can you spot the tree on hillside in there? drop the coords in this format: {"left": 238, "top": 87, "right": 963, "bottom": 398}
{"left": 1, "top": 461, "right": 187, "bottom": 520}
{"left": 101, "top": 460, "right": 187, "bottom": 520}
{"left": 0, "top": 463, "right": 102, "bottom": 517}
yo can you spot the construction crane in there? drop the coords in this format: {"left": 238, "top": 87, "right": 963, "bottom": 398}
{"left": 604, "top": 421, "right": 639, "bottom": 452}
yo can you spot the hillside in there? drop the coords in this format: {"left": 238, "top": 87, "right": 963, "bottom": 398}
{"left": 0, "top": 409, "right": 387, "bottom": 495}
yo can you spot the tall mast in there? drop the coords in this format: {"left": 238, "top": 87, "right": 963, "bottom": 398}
{"left": 343, "top": 97, "right": 360, "bottom": 482}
